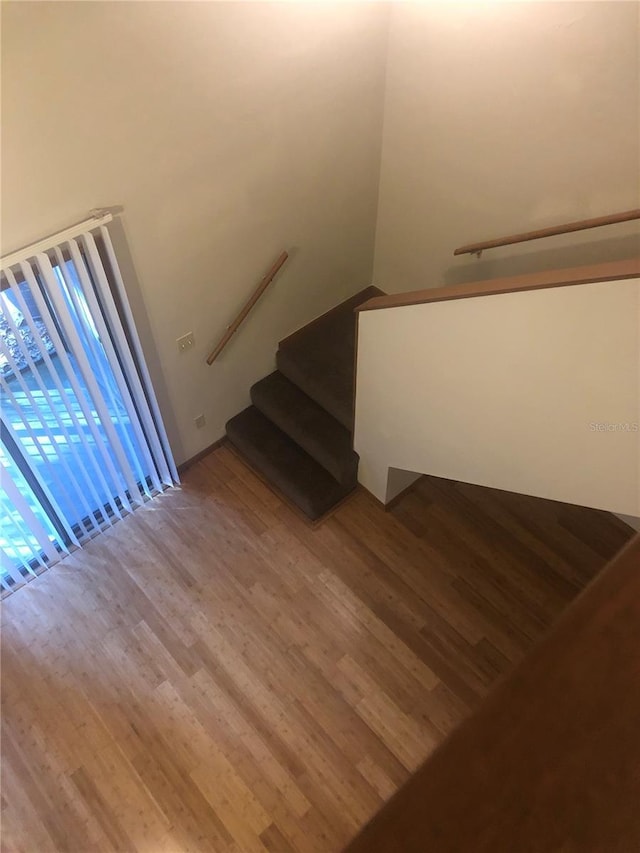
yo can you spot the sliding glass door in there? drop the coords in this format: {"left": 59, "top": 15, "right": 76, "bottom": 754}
{"left": 0, "top": 222, "right": 177, "bottom": 594}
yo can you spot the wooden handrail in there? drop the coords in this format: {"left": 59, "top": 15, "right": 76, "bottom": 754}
{"left": 206, "top": 251, "right": 288, "bottom": 364}
{"left": 454, "top": 208, "right": 640, "bottom": 256}
{"left": 356, "top": 257, "right": 640, "bottom": 313}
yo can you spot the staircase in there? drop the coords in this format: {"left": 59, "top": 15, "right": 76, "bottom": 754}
{"left": 226, "top": 286, "right": 382, "bottom": 520}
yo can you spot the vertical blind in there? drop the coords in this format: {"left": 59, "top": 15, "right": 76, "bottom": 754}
{"left": 0, "top": 217, "right": 178, "bottom": 595}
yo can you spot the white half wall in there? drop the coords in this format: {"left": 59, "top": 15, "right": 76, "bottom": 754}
{"left": 354, "top": 279, "right": 640, "bottom": 516}
{"left": 1, "top": 1, "right": 388, "bottom": 463}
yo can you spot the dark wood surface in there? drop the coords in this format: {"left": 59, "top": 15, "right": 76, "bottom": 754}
{"left": 356, "top": 257, "right": 640, "bottom": 313}
{"left": 1, "top": 448, "right": 633, "bottom": 852}
{"left": 454, "top": 208, "right": 640, "bottom": 255}
{"left": 345, "top": 533, "right": 640, "bottom": 853}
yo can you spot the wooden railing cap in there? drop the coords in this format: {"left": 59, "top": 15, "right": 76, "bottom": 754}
{"left": 357, "top": 257, "right": 640, "bottom": 314}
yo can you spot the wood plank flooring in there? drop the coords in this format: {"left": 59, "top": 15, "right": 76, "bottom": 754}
{"left": 1, "top": 445, "right": 633, "bottom": 853}
{"left": 345, "top": 535, "right": 640, "bottom": 853}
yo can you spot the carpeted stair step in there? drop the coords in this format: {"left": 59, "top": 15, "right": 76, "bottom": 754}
{"left": 276, "top": 286, "right": 383, "bottom": 430}
{"left": 251, "top": 371, "right": 358, "bottom": 488}
{"left": 226, "top": 406, "right": 354, "bottom": 520}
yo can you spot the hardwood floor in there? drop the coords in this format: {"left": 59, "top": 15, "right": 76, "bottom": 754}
{"left": 345, "top": 535, "right": 640, "bottom": 853}
{"left": 1, "top": 446, "right": 633, "bottom": 853}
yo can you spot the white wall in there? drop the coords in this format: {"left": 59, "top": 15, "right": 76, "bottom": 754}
{"left": 354, "top": 279, "right": 640, "bottom": 516}
{"left": 1, "top": 1, "right": 388, "bottom": 463}
{"left": 4, "top": 1, "right": 638, "bottom": 470}
{"left": 374, "top": 2, "right": 640, "bottom": 294}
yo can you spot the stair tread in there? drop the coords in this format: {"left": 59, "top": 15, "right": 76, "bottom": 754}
{"left": 251, "top": 371, "right": 358, "bottom": 487}
{"left": 277, "top": 286, "right": 384, "bottom": 429}
{"left": 226, "top": 406, "right": 354, "bottom": 520}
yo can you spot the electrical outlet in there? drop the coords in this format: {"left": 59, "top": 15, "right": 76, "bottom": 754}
{"left": 177, "top": 332, "right": 195, "bottom": 353}
{"left": 194, "top": 414, "right": 206, "bottom": 429}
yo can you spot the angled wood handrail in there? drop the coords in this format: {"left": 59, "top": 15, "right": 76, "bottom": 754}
{"left": 356, "top": 257, "right": 640, "bottom": 313}
{"left": 454, "top": 208, "right": 640, "bottom": 257}
{"left": 207, "top": 250, "right": 288, "bottom": 364}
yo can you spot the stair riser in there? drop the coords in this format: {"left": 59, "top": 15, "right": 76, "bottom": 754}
{"left": 226, "top": 407, "right": 354, "bottom": 521}
{"left": 227, "top": 434, "right": 322, "bottom": 519}
{"left": 276, "top": 350, "right": 353, "bottom": 430}
{"left": 250, "top": 392, "right": 357, "bottom": 488}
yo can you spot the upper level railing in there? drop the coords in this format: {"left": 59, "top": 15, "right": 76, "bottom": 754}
{"left": 207, "top": 250, "right": 288, "bottom": 364}
{"left": 356, "top": 257, "right": 640, "bottom": 313}
{"left": 453, "top": 208, "right": 640, "bottom": 257}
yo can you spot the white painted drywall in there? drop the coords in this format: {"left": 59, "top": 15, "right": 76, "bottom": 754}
{"left": 4, "top": 1, "right": 638, "bottom": 472}
{"left": 1, "top": 1, "right": 388, "bottom": 463}
{"left": 354, "top": 279, "right": 640, "bottom": 516}
{"left": 374, "top": 2, "right": 640, "bottom": 293}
